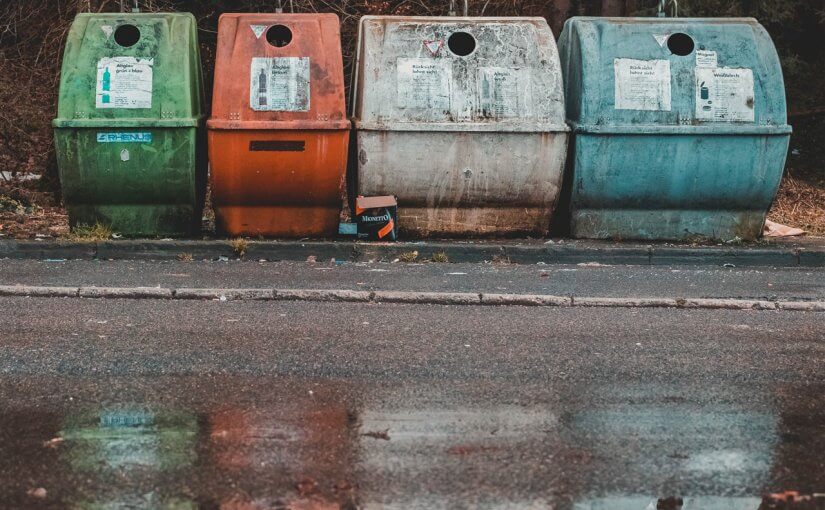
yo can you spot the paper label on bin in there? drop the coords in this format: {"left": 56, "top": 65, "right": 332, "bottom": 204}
{"left": 396, "top": 58, "right": 451, "bottom": 110}
{"left": 477, "top": 67, "right": 531, "bottom": 118}
{"left": 95, "top": 57, "right": 153, "bottom": 109}
{"left": 695, "top": 67, "right": 755, "bottom": 122}
{"left": 614, "top": 58, "right": 671, "bottom": 111}
{"left": 249, "top": 57, "right": 310, "bottom": 112}
{"left": 695, "top": 50, "right": 718, "bottom": 68}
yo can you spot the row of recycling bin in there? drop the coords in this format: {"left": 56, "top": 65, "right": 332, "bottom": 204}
{"left": 53, "top": 13, "right": 792, "bottom": 241}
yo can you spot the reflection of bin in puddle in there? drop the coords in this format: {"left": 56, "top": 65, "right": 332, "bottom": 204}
{"left": 61, "top": 408, "right": 197, "bottom": 472}
{"left": 573, "top": 495, "right": 762, "bottom": 509}
{"left": 558, "top": 18, "right": 792, "bottom": 241}
{"left": 359, "top": 406, "right": 557, "bottom": 506}
{"left": 58, "top": 407, "right": 199, "bottom": 507}
{"left": 352, "top": 16, "right": 569, "bottom": 237}
{"left": 569, "top": 399, "right": 777, "bottom": 507}
{"left": 206, "top": 405, "right": 355, "bottom": 506}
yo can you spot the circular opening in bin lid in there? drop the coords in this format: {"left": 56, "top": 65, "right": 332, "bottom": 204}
{"left": 448, "top": 32, "right": 476, "bottom": 57}
{"left": 667, "top": 33, "right": 695, "bottom": 56}
{"left": 114, "top": 24, "right": 141, "bottom": 47}
{"left": 266, "top": 25, "right": 293, "bottom": 47}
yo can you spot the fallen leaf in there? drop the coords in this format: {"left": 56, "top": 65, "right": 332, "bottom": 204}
{"left": 26, "top": 487, "right": 47, "bottom": 499}
{"left": 362, "top": 429, "right": 390, "bottom": 440}
{"left": 42, "top": 437, "right": 64, "bottom": 448}
{"left": 764, "top": 219, "right": 806, "bottom": 237}
{"left": 296, "top": 477, "right": 318, "bottom": 496}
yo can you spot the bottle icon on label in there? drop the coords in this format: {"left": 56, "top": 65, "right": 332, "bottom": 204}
{"left": 700, "top": 81, "right": 712, "bottom": 111}
{"left": 101, "top": 66, "right": 111, "bottom": 104}
{"left": 258, "top": 68, "right": 268, "bottom": 107}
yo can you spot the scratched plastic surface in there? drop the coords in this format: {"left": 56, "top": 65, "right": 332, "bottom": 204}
{"left": 352, "top": 16, "right": 569, "bottom": 237}
{"left": 53, "top": 13, "right": 207, "bottom": 236}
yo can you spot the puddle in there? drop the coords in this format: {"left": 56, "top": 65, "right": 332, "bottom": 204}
{"left": 0, "top": 377, "right": 822, "bottom": 507}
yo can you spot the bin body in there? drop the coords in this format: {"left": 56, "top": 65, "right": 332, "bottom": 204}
{"left": 208, "top": 14, "right": 350, "bottom": 237}
{"left": 559, "top": 17, "right": 792, "bottom": 241}
{"left": 53, "top": 13, "right": 206, "bottom": 236}
{"left": 352, "top": 16, "right": 569, "bottom": 237}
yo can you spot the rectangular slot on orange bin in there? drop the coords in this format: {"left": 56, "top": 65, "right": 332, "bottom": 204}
{"left": 249, "top": 140, "right": 305, "bottom": 152}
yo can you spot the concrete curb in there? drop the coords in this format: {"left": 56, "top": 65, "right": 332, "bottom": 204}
{"left": 1, "top": 239, "right": 822, "bottom": 267}
{"left": 0, "top": 285, "right": 822, "bottom": 312}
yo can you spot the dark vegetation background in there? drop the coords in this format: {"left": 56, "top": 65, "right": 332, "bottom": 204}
{"left": 0, "top": 0, "right": 822, "bottom": 234}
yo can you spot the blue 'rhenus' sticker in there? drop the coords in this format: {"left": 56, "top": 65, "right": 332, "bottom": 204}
{"left": 96, "top": 132, "right": 152, "bottom": 143}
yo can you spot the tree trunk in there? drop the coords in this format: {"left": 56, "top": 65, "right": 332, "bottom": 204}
{"left": 601, "top": 0, "right": 625, "bottom": 15}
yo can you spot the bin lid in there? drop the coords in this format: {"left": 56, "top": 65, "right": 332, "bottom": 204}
{"left": 207, "top": 13, "right": 349, "bottom": 131}
{"left": 53, "top": 13, "right": 204, "bottom": 128}
{"left": 352, "top": 16, "right": 568, "bottom": 133}
{"left": 558, "top": 17, "right": 792, "bottom": 135}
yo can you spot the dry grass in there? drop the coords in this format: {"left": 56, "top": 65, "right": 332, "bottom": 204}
{"left": 230, "top": 237, "right": 248, "bottom": 258}
{"left": 67, "top": 221, "right": 114, "bottom": 241}
{"left": 397, "top": 250, "right": 419, "bottom": 262}
{"left": 431, "top": 251, "right": 449, "bottom": 263}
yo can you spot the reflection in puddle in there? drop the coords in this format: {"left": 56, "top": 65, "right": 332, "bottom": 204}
{"left": 573, "top": 496, "right": 763, "bottom": 510}
{"left": 571, "top": 407, "right": 777, "bottom": 490}
{"left": 62, "top": 408, "right": 197, "bottom": 472}
{"left": 0, "top": 378, "right": 823, "bottom": 507}
{"left": 358, "top": 406, "right": 557, "bottom": 507}
{"left": 58, "top": 407, "right": 199, "bottom": 508}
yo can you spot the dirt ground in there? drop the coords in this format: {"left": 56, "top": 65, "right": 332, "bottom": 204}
{"left": 767, "top": 115, "right": 825, "bottom": 236}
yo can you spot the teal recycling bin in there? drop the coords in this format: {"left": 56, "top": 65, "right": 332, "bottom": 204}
{"left": 558, "top": 17, "right": 792, "bottom": 241}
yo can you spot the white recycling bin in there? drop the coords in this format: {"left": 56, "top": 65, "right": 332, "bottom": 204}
{"left": 352, "top": 16, "right": 569, "bottom": 237}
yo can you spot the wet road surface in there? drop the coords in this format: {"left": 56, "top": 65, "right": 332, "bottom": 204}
{"left": 0, "top": 295, "right": 823, "bottom": 508}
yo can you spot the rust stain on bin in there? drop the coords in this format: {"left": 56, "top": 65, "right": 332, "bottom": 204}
{"left": 352, "top": 16, "right": 569, "bottom": 237}
{"left": 208, "top": 14, "right": 350, "bottom": 237}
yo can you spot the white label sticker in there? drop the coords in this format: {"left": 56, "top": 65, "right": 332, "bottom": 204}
{"left": 696, "top": 50, "right": 718, "bottom": 69}
{"left": 96, "top": 57, "right": 153, "bottom": 109}
{"left": 614, "top": 58, "right": 671, "bottom": 111}
{"left": 396, "top": 58, "right": 451, "bottom": 110}
{"left": 250, "top": 25, "right": 267, "bottom": 39}
{"left": 653, "top": 34, "right": 669, "bottom": 47}
{"left": 249, "top": 57, "right": 310, "bottom": 112}
{"left": 477, "top": 67, "right": 531, "bottom": 118}
{"left": 696, "top": 67, "right": 755, "bottom": 122}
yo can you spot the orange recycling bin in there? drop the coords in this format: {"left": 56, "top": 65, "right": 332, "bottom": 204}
{"left": 208, "top": 14, "right": 350, "bottom": 237}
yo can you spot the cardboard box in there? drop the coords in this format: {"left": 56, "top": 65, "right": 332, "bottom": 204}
{"left": 355, "top": 195, "right": 398, "bottom": 241}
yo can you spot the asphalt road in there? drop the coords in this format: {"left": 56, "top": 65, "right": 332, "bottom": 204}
{"left": 1, "top": 289, "right": 824, "bottom": 508}
{"left": 1, "top": 259, "right": 824, "bottom": 300}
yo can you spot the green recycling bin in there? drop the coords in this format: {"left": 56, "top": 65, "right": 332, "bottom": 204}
{"left": 559, "top": 17, "right": 792, "bottom": 241}
{"left": 53, "top": 13, "right": 207, "bottom": 236}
